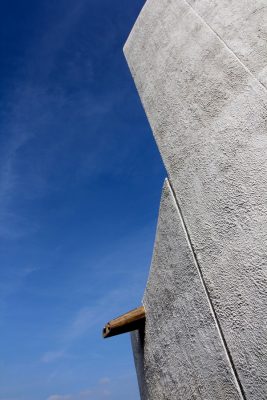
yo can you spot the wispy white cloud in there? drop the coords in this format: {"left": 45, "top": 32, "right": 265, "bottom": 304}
{"left": 0, "top": 72, "right": 120, "bottom": 241}
{"left": 0, "top": 84, "right": 57, "bottom": 239}
{"left": 98, "top": 378, "right": 111, "bottom": 385}
{"left": 46, "top": 382, "right": 112, "bottom": 400}
{"left": 64, "top": 286, "right": 140, "bottom": 342}
{"left": 47, "top": 396, "right": 72, "bottom": 400}
{"left": 0, "top": 265, "right": 39, "bottom": 322}
{"left": 0, "top": 0, "right": 117, "bottom": 242}
{"left": 41, "top": 350, "right": 66, "bottom": 364}
{"left": 0, "top": 398, "right": 20, "bottom": 400}
{"left": 44, "top": 364, "right": 122, "bottom": 396}
{"left": 41, "top": 284, "right": 142, "bottom": 371}
{"left": 40, "top": 224, "right": 150, "bottom": 379}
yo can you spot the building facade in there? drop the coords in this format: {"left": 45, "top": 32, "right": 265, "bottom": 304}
{"left": 124, "top": 1, "right": 267, "bottom": 399}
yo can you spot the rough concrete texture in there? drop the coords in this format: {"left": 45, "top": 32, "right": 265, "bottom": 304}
{"left": 124, "top": 0, "right": 267, "bottom": 398}
{"left": 186, "top": 0, "right": 267, "bottom": 88}
{"left": 131, "top": 180, "right": 243, "bottom": 400}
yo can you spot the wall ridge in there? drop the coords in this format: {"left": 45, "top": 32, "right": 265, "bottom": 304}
{"left": 167, "top": 177, "right": 247, "bottom": 400}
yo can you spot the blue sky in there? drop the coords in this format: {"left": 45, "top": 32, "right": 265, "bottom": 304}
{"left": 0, "top": 1, "right": 165, "bottom": 399}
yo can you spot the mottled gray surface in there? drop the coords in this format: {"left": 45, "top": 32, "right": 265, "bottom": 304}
{"left": 124, "top": 0, "right": 267, "bottom": 398}
{"left": 186, "top": 0, "right": 267, "bottom": 88}
{"left": 132, "top": 180, "right": 242, "bottom": 400}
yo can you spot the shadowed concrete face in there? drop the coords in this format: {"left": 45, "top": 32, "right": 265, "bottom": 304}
{"left": 124, "top": 0, "right": 267, "bottom": 399}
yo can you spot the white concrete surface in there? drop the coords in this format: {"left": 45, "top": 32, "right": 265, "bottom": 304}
{"left": 124, "top": 0, "right": 267, "bottom": 398}
{"left": 132, "top": 180, "right": 243, "bottom": 400}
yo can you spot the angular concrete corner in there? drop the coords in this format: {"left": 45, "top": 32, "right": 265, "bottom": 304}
{"left": 132, "top": 180, "right": 243, "bottom": 400}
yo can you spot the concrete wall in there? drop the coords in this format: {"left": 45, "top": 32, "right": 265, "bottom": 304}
{"left": 124, "top": 0, "right": 267, "bottom": 399}
{"left": 132, "top": 179, "right": 243, "bottom": 399}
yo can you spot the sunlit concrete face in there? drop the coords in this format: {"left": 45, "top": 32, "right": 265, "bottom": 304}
{"left": 124, "top": 0, "right": 267, "bottom": 399}
{"left": 132, "top": 180, "right": 243, "bottom": 400}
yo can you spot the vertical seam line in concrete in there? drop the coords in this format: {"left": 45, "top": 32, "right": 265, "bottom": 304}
{"left": 182, "top": 0, "right": 267, "bottom": 95}
{"left": 166, "top": 178, "right": 247, "bottom": 400}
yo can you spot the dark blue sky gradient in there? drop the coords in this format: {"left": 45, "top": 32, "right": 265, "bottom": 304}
{"left": 0, "top": 1, "right": 165, "bottom": 399}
